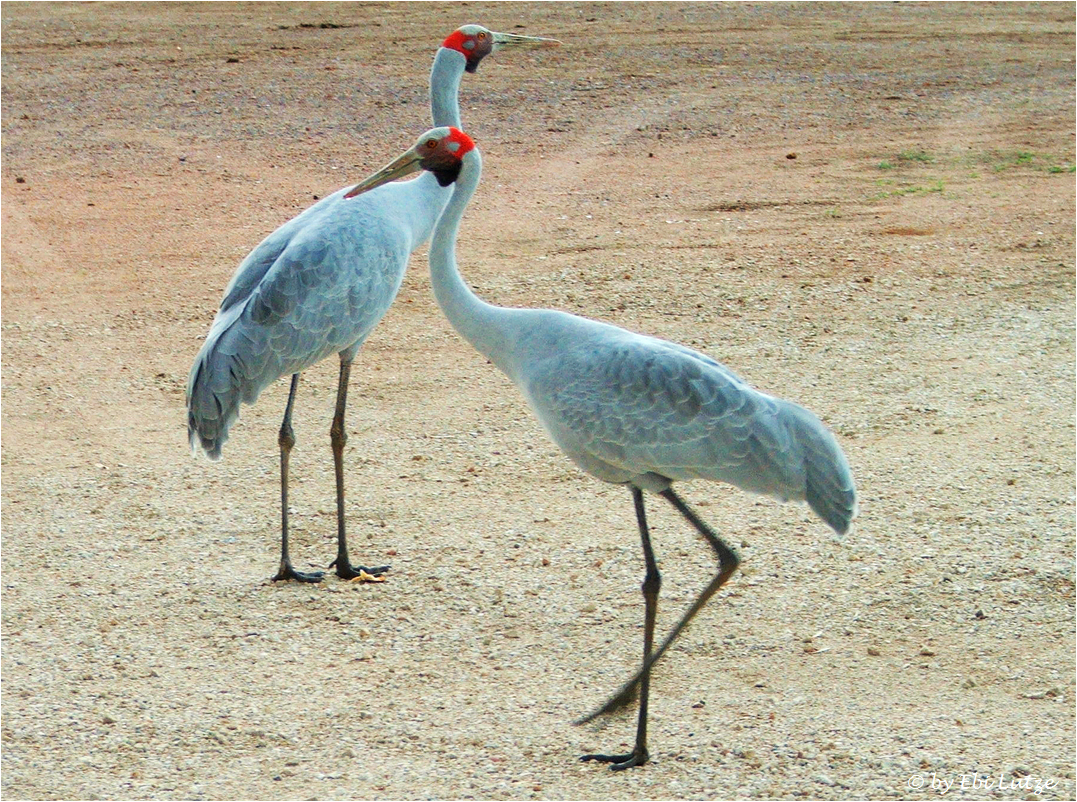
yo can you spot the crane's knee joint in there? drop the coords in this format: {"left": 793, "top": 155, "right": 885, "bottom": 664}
{"left": 278, "top": 425, "right": 296, "bottom": 451}
{"left": 641, "top": 570, "right": 661, "bottom": 597}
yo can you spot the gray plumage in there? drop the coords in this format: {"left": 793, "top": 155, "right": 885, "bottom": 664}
{"left": 184, "top": 28, "right": 558, "bottom": 582}
{"left": 518, "top": 318, "right": 858, "bottom": 534}
{"left": 186, "top": 41, "right": 464, "bottom": 461}
{"left": 404, "top": 136, "right": 857, "bottom": 535}
{"left": 186, "top": 181, "right": 432, "bottom": 459}
{"left": 347, "top": 128, "right": 857, "bottom": 767}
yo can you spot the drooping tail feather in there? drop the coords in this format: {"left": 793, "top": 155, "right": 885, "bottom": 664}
{"left": 186, "top": 305, "right": 273, "bottom": 461}
{"left": 187, "top": 342, "right": 241, "bottom": 461}
{"left": 786, "top": 402, "right": 858, "bottom": 535}
{"left": 805, "top": 457, "right": 858, "bottom": 535}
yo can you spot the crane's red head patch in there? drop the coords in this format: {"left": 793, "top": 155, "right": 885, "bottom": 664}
{"left": 444, "top": 127, "right": 476, "bottom": 158}
{"left": 416, "top": 127, "right": 476, "bottom": 186}
{"left": 441, "top": 25, "right": 494, "bottom": 73}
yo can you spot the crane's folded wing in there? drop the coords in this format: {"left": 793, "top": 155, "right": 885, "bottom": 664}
{"left": 525, "top": 336, "right": 811, "bottom": 502}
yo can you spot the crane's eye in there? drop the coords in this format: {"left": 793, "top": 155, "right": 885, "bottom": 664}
{"left": 477, "top": 32, "right": 487, "bottom": 41}
{"left": 425, "top": 139, "right": 438, "bottom": 150}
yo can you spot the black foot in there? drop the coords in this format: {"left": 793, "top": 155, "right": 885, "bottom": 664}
{"left": 581, "top": 749, "right": 649, "bottom": 771}
{"left": 330, "top": 559, "right": 390, "bottom": 581}
{"left": 272, "top": 564, "right": 325, "bottom": 583}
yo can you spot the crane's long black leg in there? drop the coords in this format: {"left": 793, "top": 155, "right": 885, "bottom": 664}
{"left": 273, "top": 374, "right": 324, "bottom": 583}
{"left": 327, "top": 358, "right": 390, "bottom": 581}
{"left": 581, "top": 486, "right": 659, "bottom": 770}
{"left": 578, "top": 487, "right": 739, "bottom": 722}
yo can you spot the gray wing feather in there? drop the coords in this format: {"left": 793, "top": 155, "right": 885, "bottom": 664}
{"left": 526, "top": 332, "right": 856, "bottom": 533}
{"left": 187, "top": 185, "right": 426, "bottom": 460}
{"left": 215, "top": 189, "right": 346, "bottom": 315}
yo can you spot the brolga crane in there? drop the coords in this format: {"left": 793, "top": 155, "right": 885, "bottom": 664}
{"left": 346, "top": 127, "right": 858, "bottom": 769}
{"left": 186, "top": 27, "right": 558, "bottom": 583}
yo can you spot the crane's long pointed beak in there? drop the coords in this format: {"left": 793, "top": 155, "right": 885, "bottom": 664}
{"left": 344, "top": 150, "right": 423, "bottom": 198}
{"left": 491, "top": 31, "right": 562, "bottom": 50}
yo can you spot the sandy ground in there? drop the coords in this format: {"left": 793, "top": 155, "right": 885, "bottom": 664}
{"left": 2, "top": 2, "right": 1074, "bottom": 800}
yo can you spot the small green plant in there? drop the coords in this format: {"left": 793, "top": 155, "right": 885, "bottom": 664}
{"left": 878, "top": 160, "right": 894, "bottom": 170}
{"left": 985, "top": 150, "right": 1073, "bottom": 172}
{"left": 897, "top": 149, "right": 934, "bottom": 164}
{"left": 989, "top": 151, "right": 1035, "bottom": 172}
{"left": 868, "top": 179, "right": 945, "bottom": 201}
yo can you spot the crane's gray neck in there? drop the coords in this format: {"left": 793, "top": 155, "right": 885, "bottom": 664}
{"left": 430, "top": 48, "right": 466, "bottom": 128}
{"left": 428, "top": 150, "right": 517, "bottom": 371}
{"left": 363, "top": 48, "right": 461, "bottom": 250}
{"left": 400, "top": 172, "right": 451, "bottom": 248}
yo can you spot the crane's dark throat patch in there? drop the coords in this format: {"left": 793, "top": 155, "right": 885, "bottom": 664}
{"left": 433, "top": 163, "right": 462, "bottom": 186}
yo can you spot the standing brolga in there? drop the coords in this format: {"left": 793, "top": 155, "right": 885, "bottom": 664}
{"left": 346, "top": 128, "right": 858, "bottom": 769}
{"left": 187, "top": 26, "right": 559, "bottom": 583}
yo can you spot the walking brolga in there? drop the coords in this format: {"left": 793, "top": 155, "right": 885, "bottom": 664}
{"left": 186, "top": 27, "right": 558, "bottom": 583}
{"left": 346, "top": 127, "right": 858, "bottom": 769}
